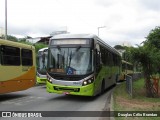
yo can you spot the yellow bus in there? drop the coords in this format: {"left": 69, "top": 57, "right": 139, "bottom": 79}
{"left": 119, "top": 60, "right": 133, "bottom": 81}
{"left": 0, "top": 39, "right": 36, "bottom": 94}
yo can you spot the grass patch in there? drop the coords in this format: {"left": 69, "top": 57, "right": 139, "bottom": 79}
{"left": 113, "top": 79, "right": 160, "bottom": 120}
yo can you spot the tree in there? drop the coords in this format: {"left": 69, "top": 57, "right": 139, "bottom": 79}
{"left": 114, "top": 45, "right": 125, "bottom": 50}
{"left": 19, "top": 38, "right": 27, "bottom": 42}
{"left": 114, "top": 45, "right": 133, "bottom": 62}
{"left": 146, "top": 26, "right": 160, "bottom": 49}
{"left": 145, "top": 26, "right": 160, "bottom": 75}
{"left": 34, "top": 43, "right": 48, "bottom": 54}
{"left": 130, "top": 26, "right": 160, "bottom": 97}
{"left": 1, "top": 35, "right": 18, "bottom": 42}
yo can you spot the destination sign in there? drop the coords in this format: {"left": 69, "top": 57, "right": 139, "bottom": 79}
{"left": 51, "top": 39, "right": 89, "bottom": 45}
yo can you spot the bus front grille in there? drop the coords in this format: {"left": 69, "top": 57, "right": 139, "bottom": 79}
{"left": 53, "top": 86, "right": 80, "bottom": 92}
{"left": 53, "top": 76, "right": 81, "bottom": 81}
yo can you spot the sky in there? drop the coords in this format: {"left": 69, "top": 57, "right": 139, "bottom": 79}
{"left": 0, "top": 0, "right": 160, "bottom": 46}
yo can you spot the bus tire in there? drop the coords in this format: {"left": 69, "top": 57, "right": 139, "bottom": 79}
{"left": 101, "top": 80, "right": 105, "bottom": 94}
{"left": 116, "top": 74, "right": 119, "bottom": 83}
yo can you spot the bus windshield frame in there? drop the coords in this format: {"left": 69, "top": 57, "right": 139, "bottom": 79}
{"left": 48, "top": 39, "right": 94, "bottom": 76}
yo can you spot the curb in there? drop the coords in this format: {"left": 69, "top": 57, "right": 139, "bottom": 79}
{"left": 99, "top": 89, "right": 115, "bottom": 120}
{"left": 110, "top": 94, "right": 115, "bottom": 120}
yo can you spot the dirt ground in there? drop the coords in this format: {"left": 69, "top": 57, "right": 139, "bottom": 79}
{"left": 116, "top": 96, "right": 160, "bottom": 110}
{"left": 115, "top": 79, "right": 160, "bottom": 111}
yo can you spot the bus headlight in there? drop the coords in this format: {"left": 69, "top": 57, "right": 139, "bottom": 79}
{"left": 83, "top": 81, "right": 87, "bottom": 85}
{"left": 88, "top": 80, "right": 92, "bottom": 83}
{"left": 82, "top": 77, "right": 94, "bottom": 86}
{"left": 48, "top": 79, "right": 52, "bottom": 83}
{"left": 37, "top": 72, "right": 40, "bottom": 77}
{"left": 47, "top": 74, "right": 52, "bottom": 83}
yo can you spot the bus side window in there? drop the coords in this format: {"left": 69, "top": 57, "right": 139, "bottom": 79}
{"left": 108, "top": 52, "right": 113, "bottom": 66}
{"left": 106, "top": 50, "right": 110, "bottom": 66}
{"left": 100, "top": 46, "right": 105, "bottom": 65}
{"left": 21, "top": 49, "right": 33, "bottom": 66}
{"left": 1, "top": 45, "right": 20, "bottom": 66}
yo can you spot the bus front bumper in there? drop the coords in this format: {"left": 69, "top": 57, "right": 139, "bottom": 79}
{"left": 36, "top": 77, "right": 47, "bottom": 84}
{"left": 46, "top": 81, "right": 94, "bottom": 96}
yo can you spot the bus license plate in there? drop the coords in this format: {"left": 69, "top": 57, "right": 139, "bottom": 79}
{"left": 63, "top": 92, "right": 70, "bottom": 95}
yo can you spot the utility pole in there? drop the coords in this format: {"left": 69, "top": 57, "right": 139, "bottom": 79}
{"left": 97, "top": 26, "right": 106, "bottom": 36}
{"left": 5, "top": 0, "right": 7, "bottom": 40}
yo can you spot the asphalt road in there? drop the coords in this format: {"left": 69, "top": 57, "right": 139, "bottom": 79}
{"left": 0, "top": 84, "right": 115, "bottom": 120}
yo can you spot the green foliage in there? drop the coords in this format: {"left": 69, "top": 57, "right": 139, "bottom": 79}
{"left": 113, "top": 78, "right": 160, "bottom": 113}
{"left": 34, "top": 43, "right": 48, "bottom": 53}
{"left": 1, "top": 35, "right": 18, "bottom": 42}
{"left": 128, "top": 26, "right": 160, "bottom": 97}
{"left": 122, "top": 46, "right": 134, "bottom": 62}
{"left": 19, "top": 38, "right": 27, "bottom": 42}
{"left": 114, "top": 45, "right": 125, "bottom": 50}
{"left": 146, "top": 26, "right": 160, "bottom": 49}
{"left": 19, "top": 41, "right": 48, "bottom": 54}
{"left": 114, "top": 45, "right": 130, "bottom": 61}
{"left": 130, "top": 26, "right": 160, "bottom": 75}
{"left": 1, "top": 34, "right": 48, "bottom": 54}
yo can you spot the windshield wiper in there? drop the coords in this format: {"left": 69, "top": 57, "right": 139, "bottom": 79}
{"left": 76, "top": 45, "right": 81, "bottom": 52}
{"left": 57, "top": 45, "right": 61, "bottom": 51}
{"left": 68, "top": 46, "right": 81, "bottom": 67}
{"left": 69, "top": 51, "right": 72, "bottom": 67}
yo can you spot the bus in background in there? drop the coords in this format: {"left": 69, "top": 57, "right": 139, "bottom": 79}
{"left": 46, "top": 34, "right": 121, "bottom": 96}
{"left": 119, "top": 60, "right": 133, "bottom": 81}
{"left": 37, "top": 47, "right": 48, "bottom": 84}
{"left": 0, "top": 39, "right": 36, "bottom": 94}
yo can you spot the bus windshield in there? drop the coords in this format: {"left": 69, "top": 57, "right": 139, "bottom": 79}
{"left": 37, "top": 51, "right": 48, "bottom": 74}
{"left": 48, "top": 47, "right": 93, "bottom": 75}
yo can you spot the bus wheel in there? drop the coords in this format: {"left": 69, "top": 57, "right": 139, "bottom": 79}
{"left": 116, "top": 74, "right": 119, "bottom": 83}
{"left": 101, "top": 80, "right": 105, "bottom": 94}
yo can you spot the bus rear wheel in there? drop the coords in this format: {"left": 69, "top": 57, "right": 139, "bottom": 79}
{"left": 101, "top": 80, "right": 105, "bottom": 94}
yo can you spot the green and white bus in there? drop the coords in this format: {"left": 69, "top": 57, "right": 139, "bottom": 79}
{"left": 37, "top": 47, "right": 48, "bottom": 84}
{"left": 46, "top": 34, "right": 121, "bottom": 96}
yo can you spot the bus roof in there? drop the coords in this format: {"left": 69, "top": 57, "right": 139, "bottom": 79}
{"left": 50, "top": 34, "right": 121, "bottom": 56}
{"left": 50, "top": 34, "right": 97, "bottom": 39}
{"left": 38, "top": 47, "right": 48, "bottom": 52}
{"left": 0, "top": 39, "right": 35, "bottom": 50}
